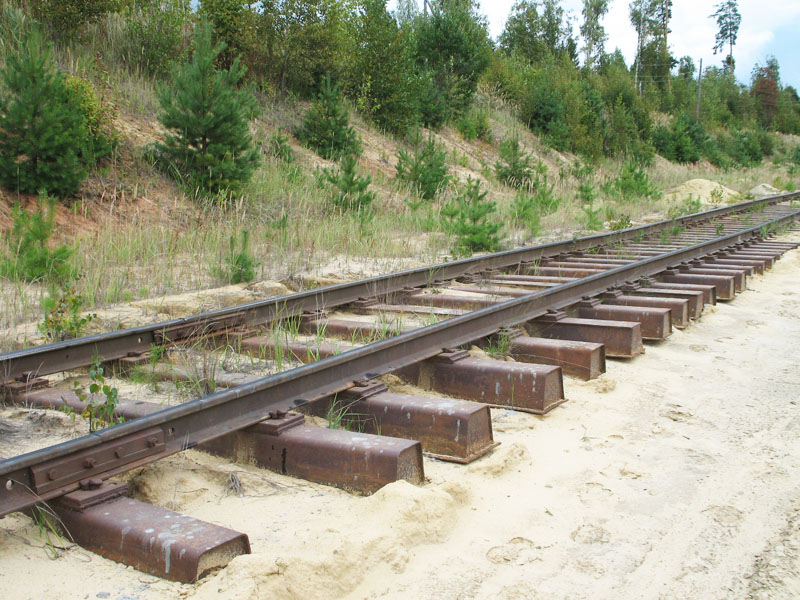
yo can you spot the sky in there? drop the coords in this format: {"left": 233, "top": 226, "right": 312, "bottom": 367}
{"left": 388, "top": 0, "right": 800, "bottom": 89}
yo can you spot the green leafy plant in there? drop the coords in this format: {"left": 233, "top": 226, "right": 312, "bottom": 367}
{"left": 456, "top": 108, "right": 492, "bottom": 142}
{"left": 511, "top": 192, "right": 542, "bottom": 236}
{"left": 1, "top": 194, "right": 75, "bottom": 283}
{"left": 608, "top": 214, "right": 633, "bottom": 230}
{"left": 155, "top": 21, "right": 260, "bottom": 197}
{"left": 74, "top": 357, "right": 121, "bottom": 433}
{"left": 485, "top": 331, "right": 512, "bottom": 359}
{"left": 213, "top": 230, "right": 257, "bottom": 284}
{"left": 322, "top": 154, "right": 375, "bottom": 213}
{"left": 39, "top": 286, "right": 96, "bottom": 342}
{"left": 395, "top": 131, "right": 450, "bottom": 203}
{"left": 296, "top": 75, "right": 361, "bottom": 161}
{"left": 442, "top": 177, "right": 502, "bottom": 255}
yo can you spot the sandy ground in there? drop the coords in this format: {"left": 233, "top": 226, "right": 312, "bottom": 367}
{"left": 0, "top": 233, "right": 799, "bottom": 600}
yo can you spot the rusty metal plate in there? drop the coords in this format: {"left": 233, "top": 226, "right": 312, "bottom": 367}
{"left": 31, "top": 428, "right": 165, "bottom": 494}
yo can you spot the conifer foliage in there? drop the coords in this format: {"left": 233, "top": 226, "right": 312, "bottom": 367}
{"left": 156, "top": 21, "right": 260, "bottom": 197}
{"left": 442, "top": 177, "right": 502, "bottom": 255}
{"left": 0, "top": 28, "right": 88, "bottom": 197}
{"left": 296, "top": 75, "right": 361, "bottom": 161}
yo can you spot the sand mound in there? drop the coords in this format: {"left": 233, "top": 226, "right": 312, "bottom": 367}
{"left": 190, "top": 480, "right": 459, "bottom": 600}
{"left": 750, "top": 183, "right": 781, "bottom": 197}
{"left": 663, "top": 178, "right": 739, "bottom": 205}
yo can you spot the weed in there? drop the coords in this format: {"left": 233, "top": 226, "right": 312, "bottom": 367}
{"left": 268, "top": 131, "right": 294, "bottom": 163}
{"left": 74, "top": 357, "right": 121, "bottom": 433}
{"left": 30, "top": 504, "right": 70, "bottom": 560}
{"left": 608, "top": 214, "right": 633, "bottom": 231}
{"left": 709, "top": 187, "right": 724, "bottom": 206}
{"left": 213, "top": 229, "right": 257, "bottom": 284}
{"left": 485, "top": 331, "right": 511, "bottom": 359}
{"left": 38, "top": 286, "right": 96, "bottom": 342}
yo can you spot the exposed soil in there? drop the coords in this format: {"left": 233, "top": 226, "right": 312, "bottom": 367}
{"left": 0, "top": 232, "right": 798, "bottom": 599}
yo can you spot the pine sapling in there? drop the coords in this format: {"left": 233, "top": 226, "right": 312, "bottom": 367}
{"left": 296, "top": 75, "right": 361, "bottom": 161}
{"left": 214, "top": 230, "right": 258, "bottom": 284}
{"left": 395, "top": 130, "right": 450, "bottom": 204}
{"left": 442, "top": 177, "right": 502, "bottom": 255}
{"left": 322, "top": 154, "right": 375, "bottom": 214}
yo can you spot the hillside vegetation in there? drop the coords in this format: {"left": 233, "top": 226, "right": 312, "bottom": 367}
{"left": 0, "top": 0, "right": 799, "bottom": 346}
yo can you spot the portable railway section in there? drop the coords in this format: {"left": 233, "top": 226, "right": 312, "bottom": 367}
{"left": 1, "top": 192, "right": 799, "bottom": 583}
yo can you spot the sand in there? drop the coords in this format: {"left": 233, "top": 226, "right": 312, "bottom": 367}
{"left": 1, "top": 234, "right": 799, "bottom": 600}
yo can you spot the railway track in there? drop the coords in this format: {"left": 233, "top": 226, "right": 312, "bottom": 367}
{"left": 0, "top": 192, "right": 798, "bottom": 583}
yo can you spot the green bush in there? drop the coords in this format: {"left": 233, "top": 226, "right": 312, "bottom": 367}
{"left": 39, "top": 285, "right": 96, "bottom": 342}
{"left": 0, "top": 28, "right": 89, "bottom": 197}
{"left": 442, "top": 177, "right": 502, "bottom": 255}
{"left": 1, "top": 194, "right": 75, "bottom": 283}
{"left": 652, "top": 114, "right": 709, "bottom": 164}
{"left": 395, "top": 131, "right": 450, "bottom": 202}
{"left": 322, "top": 154, "right": 375, "bottom": 213}
{"left": 63, "top": 74, "right": 117, "bottom": 163}
{"left": 122, "top": 0, "right": 189, "bottom": 78}
{"left": 456, "top": 108, "right": 492, "bottom": 142}
{"left": 296, "top": 75, "right": 361, "bottom": 161}
{"left": 156, "top": 21, "right": 260, "bottom": 197}
{"left": 34, "top": 0, "right": 121, "bottom": 40}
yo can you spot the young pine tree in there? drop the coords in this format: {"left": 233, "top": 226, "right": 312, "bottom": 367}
{"left": 296, "top": 75, "right": 361, "bottom": 161}
{"left": 0, "top": 28, "right": 88, "bottom": 197}
{"left": 156, "top": 21, "right": 260, "bottom": 198}
{"left": 442, "top": 177, "right": 502, "bottom": 255}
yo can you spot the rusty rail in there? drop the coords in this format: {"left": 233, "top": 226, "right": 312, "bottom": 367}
{"left": 2, "top": 192, "right": 798, "bottom": 384}
{"left": 1, "top": 204, "right": 798, "bottom": 518}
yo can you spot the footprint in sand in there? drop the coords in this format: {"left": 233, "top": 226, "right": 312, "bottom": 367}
{"left": 591, "top": 378, "right": 617, "bottom": 394}
{"left": 703, "top": 505, "right": 744, "bottom": 527}
{"left": 578, "top": 482, "right": 613, "bottom": 504}
{"left": 746, "top": 320, "right": 766, "bottom": 327}
{"left": 486, "top": 537, "right": 542, "bottom": 565}
{"left": 689, "top": 344, "right": 710, "bottom": 352}
{"left": 570, "top": 523, "right": 611, "bottom": 544}
{"left": 659, "top": 404, "right": 694, "bottom": 423}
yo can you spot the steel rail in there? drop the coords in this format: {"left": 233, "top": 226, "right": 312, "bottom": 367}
{"left": 2, "top": 192, "right": 798, "bottom": 384}
{"left": 1, "top": 206, "right": 798, "bottom": 517}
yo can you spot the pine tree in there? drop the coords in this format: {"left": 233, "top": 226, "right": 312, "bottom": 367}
{"left": 296, "top": 75, "right": 361, "bottom": 161}
{"left": 0, "top": 28, "right": 88, "bottom": 197}
{"left": 442, "top": 177, "right": 502, "bottom": 255}
{"left": 711, "top": 0, "right": 741, "bottom": 75}
{"left": 156, "top": 21, "right": 260, "bottom": 197}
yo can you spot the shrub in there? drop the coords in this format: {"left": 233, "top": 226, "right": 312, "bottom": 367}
{"left": 511, "top": 192, "right": 541, "bottom": 236}
{"left": 322, "top": 154, "right": 375, "bottom": 213}
{"left": 122, "top": 0, "right": 189, "bottom": 78}
{"left": 442, "top": 177, "right": 502, "bottom": 255}
{"left": 296, "top": 75, "right": 361, "bottom": 161}
{"left": 63, "top": 74, "right": 117, "bottom": 164}
{"left": 456, "top": 108, "right": 492, "bottom": 142}
{"left": 39, "top": 286, "right": 96, "bottom": 342}
{"left": 395, "top": 131, "right": 450, "bottom": 202}
{"left": 0, "top": 28, "right": 89, "bottom": 197}
{"left": 34, "top": 0, "right": 121, "bottom": 40}
{"left": 578, "top": 182, "right": 603, "bottom": 230}
{"left": 156, "top": 21, "right": 260, "bottom": 197}
{"left": 1, "top": 194, "right": 75, "bottom": 283}
{"left": 213, "top": 230, "right": 257, "bottom": 284}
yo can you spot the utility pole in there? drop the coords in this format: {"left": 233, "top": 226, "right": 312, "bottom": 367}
{"left": 695, "top": 58, "right": 703, "bottom": 121}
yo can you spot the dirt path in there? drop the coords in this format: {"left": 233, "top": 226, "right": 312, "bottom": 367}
{"left": 1, "top": 234, "right": 798, "bottom": 600}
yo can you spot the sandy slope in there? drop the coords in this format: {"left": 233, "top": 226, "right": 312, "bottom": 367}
{"left": 0, "top": 234, "right": 798, "bottom": 600}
